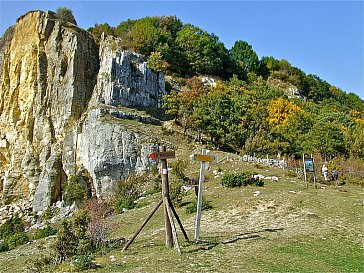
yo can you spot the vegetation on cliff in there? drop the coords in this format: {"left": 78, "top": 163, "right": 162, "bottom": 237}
{"left": 87, "top": 15, "right": 364, "bottom": 164}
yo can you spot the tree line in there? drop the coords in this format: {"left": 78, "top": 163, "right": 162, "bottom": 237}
{"left": 86, "top": 15, "right": 364, "bottom": 160}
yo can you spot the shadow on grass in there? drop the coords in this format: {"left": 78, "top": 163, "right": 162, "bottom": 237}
{"left": 184, "top": 228, "right": 284, "bottom": 252}
{"left": 221, "top": 228, "right": 284, "bottom": 244}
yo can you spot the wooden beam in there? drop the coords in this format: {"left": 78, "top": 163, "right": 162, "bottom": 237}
{"left": 122, "top": 199, "right": 163, "bottom": 251}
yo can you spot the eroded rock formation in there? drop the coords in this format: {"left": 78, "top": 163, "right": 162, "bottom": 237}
{"left": 0, "top": 11, "right": 166, "bottom": 211}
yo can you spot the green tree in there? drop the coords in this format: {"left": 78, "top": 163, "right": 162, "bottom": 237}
{"left": 87, "top": 23, "right": 114, "bottom": 43}
{"left": 128, "top": 17, "right": 169, "bottom": 56}
{"left": 230, "top": 40, "right": 259, "bottom": 77}
{"left": 163, "top": 77, "right": 206, "bottom": 134}
{"left": 194, "top": 83, "right": 249, "bottom": 149}
{"left": 175, "top": 24, "right": 230, "bottom": 76}
{"left": 147, "top": 51, "right": 169, "bottom": 72}
{"left": 302, "top": 120, "right": 346, "bottom": 159}
{"left": 55, "top": 7, "right": 77, "bottom": 25}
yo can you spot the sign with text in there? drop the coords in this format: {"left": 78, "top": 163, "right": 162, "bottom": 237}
{"left": 191, "top": 153, "right": 216, "bottom": 163}
{"left": 150, "top": 151, "right": 175, "bottom": 160}
{"left": 304, "top": 158, "right": 314, "bottom": 172}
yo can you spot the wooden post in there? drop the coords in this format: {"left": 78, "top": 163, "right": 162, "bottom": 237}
{"left": 123, "top": 146, "right": 187, "bottom": 254}
{"left": 122, "top": 199, "right": 163, "bottom": 251}
{"left": 170, "top": 201, "right": 189, "bottom": 241}
{"left": 164, "top": 197, "right": 181, "bottom": 254}
{"left": 160, "top": 145, "right": 173, "bottom": 248}
{"left": 195, "top": 149, "right": 207, "bottom": 241}
{"left": 303, "top": 154, "right": 308, "bottom": 189}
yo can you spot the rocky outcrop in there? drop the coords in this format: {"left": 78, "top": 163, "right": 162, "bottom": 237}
{"left": 0, "top": 10, "right": 99, "bottom": 207}
{"left": 0, "top": 11, "right": 167, "bottom": 211}
{"left": 95, "top": 35, "right": 165, "bottom": 109}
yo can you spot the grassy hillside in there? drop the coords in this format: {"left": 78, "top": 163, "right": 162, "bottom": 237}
{"left": 0, "top": 132, "right": 362, "bottom": 272}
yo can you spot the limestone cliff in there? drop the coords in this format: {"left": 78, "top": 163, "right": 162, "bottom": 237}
{"left": 0, "top": 11, "right": 166, "bottom": 211}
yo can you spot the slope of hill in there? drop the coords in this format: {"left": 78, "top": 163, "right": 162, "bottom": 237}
{"left": 0, "top": 144, "right": 362, "bottom": 272}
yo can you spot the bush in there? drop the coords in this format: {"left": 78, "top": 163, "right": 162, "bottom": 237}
{"left": 33, "top": 226, "right": 57, "bottom": 240}
{"left": 184, "top": 197, "right": 212, "bottom": 214}
{"left": 82, "top": 199, "right": 114, "bottom": 249}
{"left": 0, "top": 215, "right": 29, "bottom": 251}
{"left": 221, "top": 172, "right": 243, "bottom": 187}
{"left": 146, "top": 174, "right": 162, "bottom": 196}
{"left": 221, "top": 172, "right": 264, "bottom": 187}
{"left": 116, "top": 174, "right": 147, "bottom": 201}
{"left": 114, "top": 196, "right": 135, "bottom": 213}
{"left": 72, "top": 254, "right": 94, "bottom": 271}
{"left": 0, "top": 215, "right": 25, "bottom": 239}
{"left": 169, "top": 159, "right": 188, "bottom": 181}
{"left": 53, "top": 220, "right": 78, "bottom": 262}
{"left": 26, "top": 255, "right": 54, "bottom": 272}
{"left": 53, "top": 210, "right": 92, "bottom": 262}
{"left": 113, "top": 174, "right": 148, "bottom": 213}
{"left": 42, "top": 206, "right": 56, "bottom": 220}
{"left": 0, "top": 242, "right": 9, "bottom": 252}
{"left": 55, "top": 7, "right": 77, "bottom": 25}
{"left": 6, "top": 232, "right": 29, "bottom": 249}
{"left": 169, "top": 179, "right": 183, "bottom": 206}
{"left": 63, "top": 181, "right": 86, "bottom": 204}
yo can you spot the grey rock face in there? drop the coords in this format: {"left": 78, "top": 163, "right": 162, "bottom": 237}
{"left": 95, "top": 35, "right": 166, "bottom": 108}
{"left": 79, "top": 109, "right": 157, "bottom": 196}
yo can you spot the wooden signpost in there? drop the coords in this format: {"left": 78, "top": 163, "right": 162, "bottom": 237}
{"left": 150, "top": 151, "right": 176, "bottom": 160}
{"left": 122, "top": 145, "right": 188, "bottom": 254}
{"left": 192, "top": 149, "right": 216, "bottom": 241}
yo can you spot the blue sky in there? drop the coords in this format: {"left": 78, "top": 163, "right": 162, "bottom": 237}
{"left": 0, "top": 1, "right": 363, "bottom": 99}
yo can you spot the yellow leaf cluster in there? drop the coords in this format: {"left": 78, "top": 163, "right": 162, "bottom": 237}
{"left": 268, "top": 98, "right": 304, "bottom": 127}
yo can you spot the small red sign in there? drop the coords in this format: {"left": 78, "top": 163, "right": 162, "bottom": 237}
{"left": 150, "top": 151, "right": 176, "bottom": 160}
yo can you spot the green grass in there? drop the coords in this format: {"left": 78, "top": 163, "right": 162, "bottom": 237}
{"left": 0, "top": 124, "right": 363, "bottom": 272}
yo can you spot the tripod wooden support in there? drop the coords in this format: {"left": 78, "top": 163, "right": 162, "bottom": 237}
{"left": 122, "top": 146, "right": 189, "bottom": 253}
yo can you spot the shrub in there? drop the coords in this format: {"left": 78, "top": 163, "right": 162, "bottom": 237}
{"left": 6, "top": 232, "right": 29, "bottom": 249}
{"left": 0, "top": 242, "right": 9, "bottom": 252}
{"left": 184, "top": 197, "right": 212, "bottom": 214}
{"left": 221, "top": 172, "right": 264, "bottom": 187}
{"left": 55, "top": 7, "right": 77, "bottom": 25}
{"left": 254, "top": 178, "right": 265, "bottom": 187}
{"left": 169, "top": 179, "right": 183, "bottom": 206}
{"left": 33, "top": 226, "right": 57, "bottom": 240}
{"left": 0, "top": 214, "right": 29, "bottom": 251}
{"left": 0, "top": 215, "right": 25, "bottom": 239}
{"left": 169, "top": 159, "right": 188, "bottom": 181}
{"left": 53, "top": 219, "right": 78, "bottom": 262}
{"left": 146, "top": 174, "right": 162, "bottom": 195}
{"left": 114, "top": 196, "right": 135, "bottom": 213}
{"left": 116, "top": 174, "right": 147, "bottom": 201}
{"left": 53, "top": 210, "right": 93, "bottom": 262}
{"left": 221, "top": 172, "right": 243, "bottom": 187}
{"left": 63, "top": 182, "right": 86, "bottom": 202}
{"left": 72, "top": 254, "right": 94, "bottom": 271}
{"left": 113, "top": 174, "right": 148, "bottom": 213}
{"left": 82, "top": 199, "right": 114, "bottom": 249}
{"left": 42, "top": 206, "right": 56, "bottom": 220}
{"left": 26, "top": 255, "right": 54, "bottom": 272}
{"left": 147, "top": 51, "right": 168, "bottom": 72}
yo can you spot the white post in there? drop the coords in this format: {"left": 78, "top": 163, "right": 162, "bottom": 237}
{"left": 311, "top": 153, "right": 316, "bottom": 189}
{"left": 195, "top": 149, "right": 207, "bottom": 241}
{"left": 303, "top": 154, "right": 308, "bottom": 189}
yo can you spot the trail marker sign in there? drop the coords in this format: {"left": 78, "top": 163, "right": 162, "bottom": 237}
{"left": 150, "top": 151, "right": 175, "bottom": 160}
{"left": 193, "top": 149, "right": 216, "bottom": 241}
{"left": 191, "top": 153, "right": 216, "bottom": 163}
